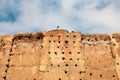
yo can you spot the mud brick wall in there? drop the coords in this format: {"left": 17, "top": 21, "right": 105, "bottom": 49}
{"left": 0, "top": 29, "right": 120, "bottom": 80}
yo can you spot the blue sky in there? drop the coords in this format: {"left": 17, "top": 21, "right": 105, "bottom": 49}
{"left": 0, "top": 0, "right": 120, "bottom": 34}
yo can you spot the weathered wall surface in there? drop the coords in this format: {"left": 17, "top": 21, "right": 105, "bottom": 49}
{"left": 0, "top": 29, "right": 120, "bottom": 80}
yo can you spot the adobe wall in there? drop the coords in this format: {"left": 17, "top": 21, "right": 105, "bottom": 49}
{"left": 0, "top": 29, "right": 120, "bottom": 80}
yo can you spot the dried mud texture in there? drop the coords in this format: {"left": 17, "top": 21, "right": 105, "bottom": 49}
{"left": 0, "top": 29, "right": 120, "bottom": 80}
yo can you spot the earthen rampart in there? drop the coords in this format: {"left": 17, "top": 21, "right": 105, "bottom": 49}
{"left": 0, "top": 29, "right": 120, "bottom": 80}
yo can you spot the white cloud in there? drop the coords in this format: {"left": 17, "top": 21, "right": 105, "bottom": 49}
{"left": 78, "top": 0, "right": 120, "bottom": 33}
{"left": 0, "top": 0, "right": 120, "bottom": 34}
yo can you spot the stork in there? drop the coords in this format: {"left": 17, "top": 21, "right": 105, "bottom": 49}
{"left": 57, "top": 26, "right": 60, "bottom": 29}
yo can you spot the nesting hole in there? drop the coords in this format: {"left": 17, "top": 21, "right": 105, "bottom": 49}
{"left": 113, "top": 44, "right": 116, "bottom": 46}
{"left": 113, "top": 75, "right": 115, "bottom": 78}
{"left": 7, "top": 59, "right": 10, "bottom": 62}
{"left": 90, "top": 73, "right": 92, "bottom": 76}
{"left": 1, "top": 39, "right": 3, "bottom": 41}
{"left": 10, "top": 48, "right": 12, "bottom": 52}
{"left": 62, "top": 57, "right": 65, "bottom": 60}
{"left": 58, "top": 36, "right": 60, "bottom": 38}
{"left": 9, "top": 54, "right": 14, "bottom": 56}
{"left": 75, "top": 64, "right": 78, "bottom": 67}
{"left": 79, "top": 71, "right": 86, "bottom": 74}
{"left": 100, "top": 74, "right": 102, "bottom": 77}
{"left": 2, "top": 44, "right": 5, "bottom": 47}
{"left": 95, "top": 38, "right": 98, "bottom": 41}
{"left": 65, "top": 41, "right": 68, "bottom": 43}
{"left": 69, "top": 52, "right": 72, "bottom": 54}
{"left": 5, "top": 70, "right": 7, "bottom": 73}
{"left": 51, "top": 64, "right": 53, "bottom": 66}
{"left": 58, "top": 65, "right": 60, "bottom": 67}
{"left": 73, "top": 35, "right": 76, "bottom": 38}
{"left": 62, "top": 52, "right": 64, "bottom": 54}
{"left": 66, "top": 35, "right": 69, "bottom": 37}
{"left": 58, "top": 78, "right": 61, "bottom": 80}
{"left": 18, "top": 36, "right": 22, "bottom": 40}
{"left": 49, "top": 41, "right": 51, "bottom": 43}
{"left": 6, "top": 64, "right": 9, "bottom": 68}
{"left": 78, "top": 52, "right": 80, "bottom": 54}
{"left": 37, "top": 36, "right": 40, "bottom": 40}
{"left": 73, "top": 41, "right": 75, "bottom": 43}
{"left": 69, "top": 58, "right": 72, "bottom": 60}
{"left": 88, "top": 39, "right": 90, "bottom": 41}
{"left": 40, "top": 45, "right": 43, "bottom": 48}
{"left": 64, "top": 70, "right": 67, "bottom": 74}
{"left": 79, "top": 71, "right": 82, "bottom": 74}
{"left": 48, "top": 52, "right": 51, "bottom": 54}
{"left": 58, "top": 41, "right": 60, "bottom": 43}
{"left": 81, "top": 37, "right": 84, "bottom": 40}
{"left": 89, "top": 44, "right": 91, "bottom": 46}
{"left": 117, "top": 63, "right": 119, "bottom": 65}
{"left": 65, "top": 64, "right": 69, "bottom": 67}
{"left": 104, "top": 39, "right": 106, "bottom": 41}
{"left": 3, "top": 76, "right": 6, "bottom": 80}
{"left": 54, "top": 52, "right": 57, "bottom": 55}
